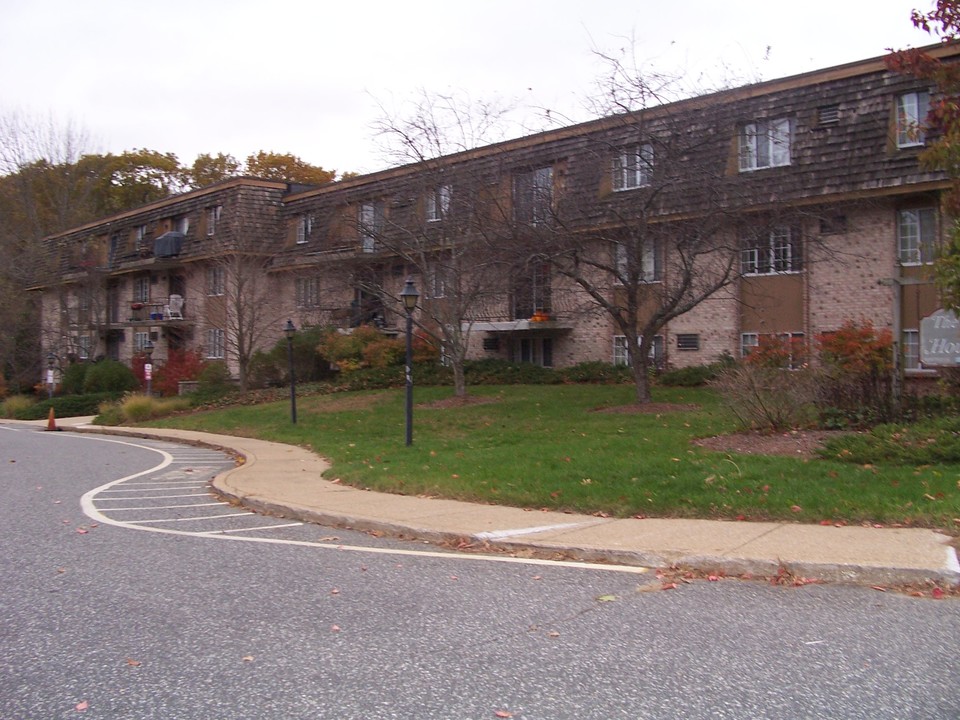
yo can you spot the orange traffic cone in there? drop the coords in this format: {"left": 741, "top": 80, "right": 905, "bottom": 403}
{"left": 45, "top": 406, "right": 60, "bottom": 431}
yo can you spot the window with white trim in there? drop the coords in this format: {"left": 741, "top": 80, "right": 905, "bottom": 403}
{"left": 897, "top": 91, "right": 930, "bottom": 148}
{"left": 175, "top": 215, "right": 190, "bottom": 234}
{"left": 134, "top": 225, "right": 147, "bottom": 252}
{"left": 133, "top": 275, "right": 150, "bottom": 303}
{"left": 514, "top": 166, "right": 553, "bottom": 225}
{"left": 741, "top": 227, "right": 801, "bottom": 275}
{"left": 206, "top": 205, "right": 222, "bottom": 236}
{"left": 359, "top": 201, "right": 384, "bottom": 252}
{"left": 612, "top": 144, "right": 653, "bottom": 191}
{"left": 134, "top": 331, "right": 150, "bottom": 354}
{"left": 613, "top": 335, "right": 664, "bottom": 367}
{"left": 903, "top": 329, "right": 920, "bottom": 370}
{"left": 740, "top": 332, "right": 759, "bottom": 358}
{"left": 614, "top": 238, "right": 662, "bottom": 282}
{"left": 296, "top": 276, "right": 320, "bottom": 308}
{"left": 897, "top": 207, "right": 936, "bottom": 265}
{"left": 739, "top": 118, "right": 791, "bottom": 171}
{"left": 425, "top": 185, "right": 451, "bottom": 222}
{"left": 77, "top": 335, "right": 91, "bottom": 360}
{"left": 206, "top": 265, "right": 225, "bottom": 296}
{"left": 206, "top": 328, "right": 225, "bottom": 359}
{"left": 296, "top": 214, "right": 314, "bottom": 244}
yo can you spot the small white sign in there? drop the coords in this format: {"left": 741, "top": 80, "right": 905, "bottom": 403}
{"left": 920, "top": 309, "right": 960, "bottom": 366}
{"left": 46, "top": 369, "right": 54, "bottom": 384}
{"left": 144, "top": 363, "right": 153, "bottom": 380}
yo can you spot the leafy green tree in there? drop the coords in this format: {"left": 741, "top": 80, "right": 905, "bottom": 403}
{"left": 188, "top": 153, "right": 241, "bottom": 188}
{"left": 244, "top": 151, "right": 335, "bottom": 185}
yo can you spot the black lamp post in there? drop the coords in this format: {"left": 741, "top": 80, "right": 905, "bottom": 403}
{"left": 284, "top": 319, "right": 297, "bottom": 424}
{"left": 46, "top": 353, "right": 56, "bottom": 399}
{"left": 400, "top": 278, "right": 419, "bottom": 446}
{"left": 143, "top": 340, "right": 154, "bottom": 396}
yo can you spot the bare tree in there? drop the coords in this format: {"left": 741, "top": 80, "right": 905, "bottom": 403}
{"left": 536, "top": 56, "right": 793, "bottom": 403}
{"left": 367, "top": 91, "right": 517, "bottom": 397}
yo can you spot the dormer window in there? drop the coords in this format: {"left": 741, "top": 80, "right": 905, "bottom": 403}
{"left": 738, "top": 118, "right": 791, "bottom": 171}
{"left": 896, "top": 91, "right": 930, "bottom": 148}
{"left": 296, "top": 214, "right": 314, "bottom": 244}
{"left": 425, "top": 185, "right": 451, "bottom": 222}
{"left": 612, "top": 144, "right": 653, "bottom": 191}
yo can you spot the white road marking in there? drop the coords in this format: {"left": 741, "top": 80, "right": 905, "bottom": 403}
{"left": 104, "top": 502, "right": 228, "bottom": 511}
{"left": 133, "top": 512, "right": 255, "bottom": 524}
{"left": 198, "top": 522, "right": 305, "bottom": 535}
{"left": 75, "top": 435, "right": 650, "bottom": 574}
{"left": 475, "top": 521, "right": 600, "bottom": 540}
{"left": 96, "top": 493, "right": 217, "bottom": 500}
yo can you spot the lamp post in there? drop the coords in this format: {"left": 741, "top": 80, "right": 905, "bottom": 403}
{"left": 284, "top": 319, "right": 297, "bottom": 424}
{"left": 46, "top": 353, "right": 56, "bottom": 399}
{"left": 143, "top": 340, "right": 154, "bottom": 396}
{"left": 400, "top": 278, "right": 419, "bottom": 446}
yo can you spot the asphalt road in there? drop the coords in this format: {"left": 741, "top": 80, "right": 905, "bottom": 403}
{"left": 1, "top": 423, "right": 958, "bottom": 719}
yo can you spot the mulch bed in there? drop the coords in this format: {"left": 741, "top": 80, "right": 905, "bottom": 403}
{"left": 692, "top": 430, "right": 851, "bottom": 459}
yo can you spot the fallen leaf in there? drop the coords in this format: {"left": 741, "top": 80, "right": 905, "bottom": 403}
{"left": 319, "top": 536, "right": 339, "bottom": 542}
{"left": 76, "top": 528, "right": 88, "bottom": 534}
{"left": 661, "top": 583, "right": 678, "bottom": 590}
{"left": 870, "top": 586, "right": 887, "bottom": 592}
{"left": 547, "top": 631, "right": 560, "bottom": 638}
{"left": 790, "top": 505, "right": 802, "bottom": 513}
{"left": 75, "top": 701, "right": 88, "bottom": 711}
{"left": 932, "top": 587, "right": 945, "bottom": 599}
{"left": 596, "top": 594, "right": 618, "bottom": 602}
{"left": 636, "top": 583, "right": 661, "bottom": 593}
{"left": 330, "top": 624, "right": 341, "bottom": 632}
{"left": 126, "top": 658, "right": 142, "bottom": 667}
{"left": 494, "top": 711, "right": 513, "bottom": 718}
{"left": 242, "top": 655, "right": 254, "bottom": 662}
{"left": 708, "top": 575, "right": 720, "bottom": 582}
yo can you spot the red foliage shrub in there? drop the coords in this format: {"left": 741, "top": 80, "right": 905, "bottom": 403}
{"left": 152, "top": 349, "right": 209, "bottom": 397}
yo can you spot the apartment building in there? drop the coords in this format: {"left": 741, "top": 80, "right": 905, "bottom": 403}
{"left": 34, "top": 44, "right": 956, "bottom": 385}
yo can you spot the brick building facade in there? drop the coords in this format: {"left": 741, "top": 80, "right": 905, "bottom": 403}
{"left": 32, "top": 45, "right": 956, "bottom": 386}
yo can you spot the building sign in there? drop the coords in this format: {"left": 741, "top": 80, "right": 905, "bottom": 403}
{"left": 920, "top": 309, "right": 960, "bottom": 366}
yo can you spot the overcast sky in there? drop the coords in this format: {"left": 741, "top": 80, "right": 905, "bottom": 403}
{"left": 0, "top": 0, "right": 939, "bottom": 177}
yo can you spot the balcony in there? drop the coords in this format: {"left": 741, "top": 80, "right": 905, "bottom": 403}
{"left": 125, "top": 296, "right": 187, "bottom": 324}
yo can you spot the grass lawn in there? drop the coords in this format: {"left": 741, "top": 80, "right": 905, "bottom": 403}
{"left": 148, "top": 384, "right": 960, "bottom": 531}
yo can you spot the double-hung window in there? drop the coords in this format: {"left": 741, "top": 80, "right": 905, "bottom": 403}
{"left": 296, "top": 276, "right": 320, "bottom": 308}
{"left": 614, "top": 238, "right": 662, "bottom": 283}
{"left": 903, "top": 329, "right": 921, "bottom": 369}
{"left": 741, "top": 227, "right": 801, "bottom": 275}
{"left": 514, "top": 166, "right": 553, "bottom": 225}
{"left": 207, "top": 265, "right": 225, "bottom": 296}
{"left": 425, "top": 185, "right": 451, "bottom": 222}
{"left": 612, "top": 143, "right": 653, "bottom": 191}
{"left": 133, "top": 275, "right": 150, "bottom": 303}
{"left": 739, "top": 118, "right": 791, "bottom": 171}
{"left": 296, "top": 214, "right": 313, "bottom": 244}
{"left": 613, "top": 335, "right": 664, "bottom": 367}
{"left": 206, "top": 328, "right": 225, "bottom": 359}
{"left": 897, "top": 208, "right": 936, "bottom": 265}
{"left": 207, "top": 205, "right": 222, "bottom": 236}
{"left": 897, "top": 91, "right": 930, "bottom": 148}
{"left": 359, "top": 201, "right": 384, "bottom": 252}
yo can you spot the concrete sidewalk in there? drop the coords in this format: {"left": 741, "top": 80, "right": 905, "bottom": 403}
{"left": 22, "top": 415, "right": 960, "bottom": 587}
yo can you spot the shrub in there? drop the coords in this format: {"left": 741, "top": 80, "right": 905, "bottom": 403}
{"left": 463, "top": 359, "right": 561, "bottom": 385}
{"left": 0, "top": 372, "right": 7, "bottom": 400}
{"left": 93, "top": 399, "right": 124, "bottom": 426}
{"left": 362, "top": 337, "right": 405, "bottom": 368}
{"left": 198, "top": 361, "right": 233, "bottom": 393}
{"left": 83, "top": 360, "right": 139, "bottom": 394}
{"left": 711, "top": 364, "right": 819, "bottom": 431}
{"left": 659, "top": 364, "right": 720, "bottom": 387}
{"left": 121, "top": 394, "right": 192, "bottom": 422}
{"left": 558, "top": 361, "right": 632, "bottom": 384}
{"left": 319, "top": 325, "right": 383, "bottom": 371}
{"left": 60, "top": 362, "right": 89, "bottom": 395}
{"left": 815, "top": 320, "right": 894, "bottom": 427}
{"left": 152, "top": 349, "right": 208, "bottom": 397}
{"left": 1, "top": 394, "right": 35, "bottom": 418}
